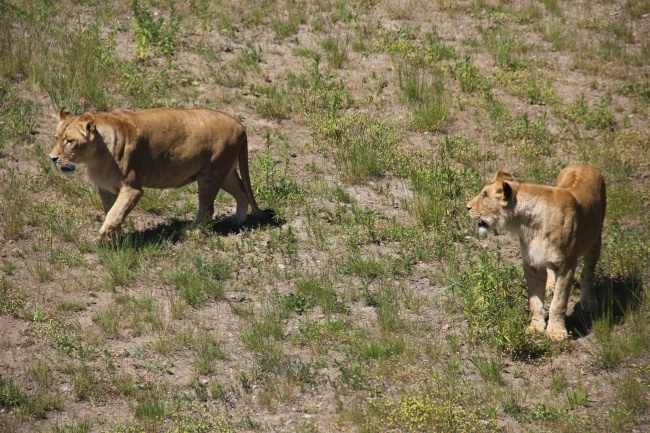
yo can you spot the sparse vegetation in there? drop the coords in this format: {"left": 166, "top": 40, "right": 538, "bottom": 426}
{"left": 0, "top": 0, "right": 648, "bottom": 432}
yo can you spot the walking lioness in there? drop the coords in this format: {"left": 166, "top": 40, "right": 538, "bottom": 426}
{"left": 467, "top": 164, "right": 606, "bottom": 340}
{"left": 50, "top": 107, "right": 265, "bottom": 240}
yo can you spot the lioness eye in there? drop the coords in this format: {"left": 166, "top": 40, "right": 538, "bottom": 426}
{"left": 482, "top": 191, "right": 487, "bottom": 198}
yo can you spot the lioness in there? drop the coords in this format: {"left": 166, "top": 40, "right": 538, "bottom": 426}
{"left": 50, "top": 107, "right": 265, "bottom": 240}
{"left": 467, "top": 164, "right": 606, "bottom": 340}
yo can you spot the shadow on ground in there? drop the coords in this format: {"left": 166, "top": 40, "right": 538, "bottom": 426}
{"left": 567, "top": 272, "right": 644, "bottom": 338}
{"left": 107, "top": 209, "right": 282, "bottom": 249}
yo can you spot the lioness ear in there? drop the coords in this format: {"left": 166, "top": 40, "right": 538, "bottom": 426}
{"left": 494, "top": 167, "right": 514, "bottom": 181}
{"left": 76, "top": 114, "right": 96, "bottom": 137}
{"left": 58, "top": 107, "right": 71, "bottom": 122}
{"left": 503, "top": 181, "right": 513, "bottom": 201}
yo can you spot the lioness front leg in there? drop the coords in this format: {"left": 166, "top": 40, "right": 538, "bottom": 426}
{"left": 524, "top": 263, "right": 547, "bottom": 334}
{"left": 98, "top": 189, "right": 118, "bottom": 214}
{"left": 99, "top": 185, "right": 143, "bottom": 240}
{"left": 546, "top": 266, "right": 576, "bottom": 340}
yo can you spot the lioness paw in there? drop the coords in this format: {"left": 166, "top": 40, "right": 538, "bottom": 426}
{"left": 526, "top": 321, "right": 545, "bottom": 335}
{"left": 545, "top": 327, "right": 569, "bottom": 341}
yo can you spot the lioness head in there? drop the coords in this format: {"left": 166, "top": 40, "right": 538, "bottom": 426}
{"left": 50, "top": 108, "right": 97, "bottom": 175}
{"left": 467, "top": 168, "right": 518, "bottom": 235}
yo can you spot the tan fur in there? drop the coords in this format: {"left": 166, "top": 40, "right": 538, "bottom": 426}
{"left": 466, "top": 165, "right": 606, "bottom": 340}
{"left": 50, "top": 107, "right": 264, "bottom": 240}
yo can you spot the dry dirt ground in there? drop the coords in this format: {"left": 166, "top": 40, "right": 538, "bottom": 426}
{"left": 1, "top": 1, "right": 649, "bottom": 433}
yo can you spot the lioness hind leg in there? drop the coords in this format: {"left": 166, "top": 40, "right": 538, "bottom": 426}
{"left": 546, "top": 265, "right": 576, "bottom": 341}
{"left": 579, "top": 235, "right": 602, "bottom": 315}
{"left": 221, "top": 169, "right": 250, "bottom": 225}
{"left": 524, "top": 263, "right": 547, "bottom": 334}
{"left": 194, "top": 172, "right": 224, "bottom": 226}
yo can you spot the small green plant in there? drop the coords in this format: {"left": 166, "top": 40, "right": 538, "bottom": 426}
{"left": 50, "top": 417, "right": 93, "bottom": 433}
{"left": 194, "top": 257, "right": 232, "bottom": 281}
{"left": 99, "top": 243, "right": 142, "bottom": 288}
{"left": 133, "top": 390, "right": 166, "bottom": 431}
{"left": 565, "top": 385, "right": 589, "bottom": 409}
{"left": 192, "top": 330, "right": 226, "bottom": 375}
{"left": 272, "top": 0, "right": 305, "bottom": 39}
{"left": 457, "top": 248, "right": 552, "bottom": 359}
{"left": 397, "top": 61, "right": 450, "bottom": 132}
{"left": 591, "top": 314, "right": 625, "bottom": 368}
{"left": 296, "top": 275, "right": 348, "bottom": 314}
{"left": 26, "top": 359, "right": 54, "bottom": 389}
{"left": 71, "top": 364, "right": 98, "bottom": 402}
{"left": 131, "top": 0, "right": 181, "bottom": 59}
{"left": 452, "top": 56, "right": 485, "bottom": 93}
{"left": 363, "top": 391, "right": 501, "bottom": 432}
{"left": 250, "top": 82, "right": 294, "bottom": 120}
{"left": 280, "top": 292, "right": 311, "bottom": 316}
{"left": 550, "top": 370, "right": 567, "bottom": 393}
{"left": 321, "top": 36, "right": 348, "bottom": 69}
{"left": 313, "top": 113, "right": 403, "bottom": 183}
{"left": 162, "top": 266, "right": 225, "bottom": 307}
{"left": 0, "top": 374, "right": 25, "bottom": 408}
{"left": 565, "top": 94, "right": 615, "bottom": 130}
{"left": 470, "top": 356, "right": 504, "bottom": 384}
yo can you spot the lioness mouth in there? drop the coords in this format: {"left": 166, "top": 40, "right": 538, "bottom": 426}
{"left": 477, "top": 219, "right": 489, "bottom": 235}
{"left": 60, "top": 164, "right": 77, "bottom": 174}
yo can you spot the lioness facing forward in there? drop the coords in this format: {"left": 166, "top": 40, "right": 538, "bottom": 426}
{"left": 467, "top": 165, "right": 606, "bottom": 340}
{"left": 50, "top": 107, "right": 264, "bottom": 240}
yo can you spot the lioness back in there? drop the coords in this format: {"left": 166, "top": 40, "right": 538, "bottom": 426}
{"left": 555, "top": 164, "right": 606, "bottom": 225}
{"left": 108, "top": 108, "right": 246, "bottom": 189}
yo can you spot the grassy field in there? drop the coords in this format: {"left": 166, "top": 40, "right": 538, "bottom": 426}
{"left": 0, "top": 0, "right": 649, "bottom": 432}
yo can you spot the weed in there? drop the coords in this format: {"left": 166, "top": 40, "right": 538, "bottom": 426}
{"left": 313, "top": 113, "right": 402, "bottom": 183}
{"left": 565, "top": 385, "right": 589, "bottom": 409}
{"left": 494, "top": 68, "right": 555, "bottom": 106}
{"left": 272, "top": 0, "right": 306, "bottom": 39}
{"left": 132, "top": 389, "right": 166, "bottom": 431}
{"left": 131, "top": 0, "right": 181, "bottom": 59}
{"left": 397, "top": 61, "right": 450, "bottom": 132}
{"left": 26, "top": 359, "right": 54, "bottom": 389}
{"left": 452, "top": 56, "right": 485, "bottom": 93}
{"left": 0, "top": 374, "right": 25, "bottom": 408}
{"left": 162, "top": 265, "right": 225, "bottom": 307}
{"left": 565, "top": 94, "right": 615, "bottom": 130}
{"left": 321, "top": 36, "right": 349, "bottom": 69}
{"left": 251, "top": 131, "right": 303, "bottom": 216}
{"left": 470, "top": 356, "right": 504, "bottom": 384}
{"left": 250, "top": 82, "right": 294, "bottom": 120}
{"left": 280, "top": 292, "right": 311, "bottom": 316}
{"left": 194, "top": 256, "right": 232, "bottom": 281}
{"left": 364, "top": 390, "right": 501, "bottom": 432}
{"left": 50, "top": 418, "right": 93, "bottom": 433}
{"left": 296, "top": 275, "right": 348, "bottom": 314}
{"left": 457, "top": 247, "right": 552, "bottom": 359}
{"left": 71, "top": 364, "right": 98, "bottom": 402}
{"left": 98, "top": 246, "right": 140, "bottom": 289}
{"left": 550, "top": 370, "right": 567, "bottom": 393}
{"left": 192, "top": 329, "right": 226, "bottom": 375}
